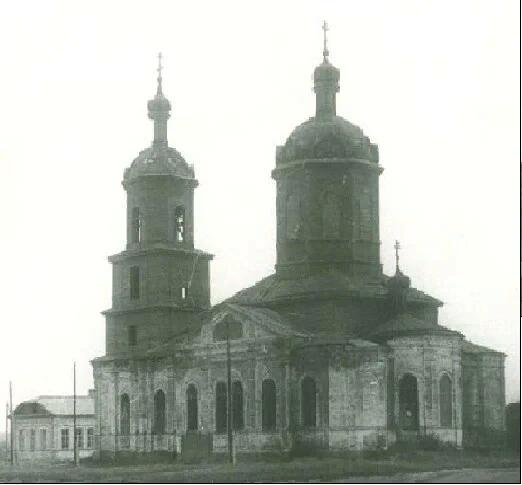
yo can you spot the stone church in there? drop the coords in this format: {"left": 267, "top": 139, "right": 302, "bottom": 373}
{"left": 91, "top": 31, "right": 506, "bottom": 460}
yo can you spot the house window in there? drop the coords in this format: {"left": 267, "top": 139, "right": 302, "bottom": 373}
{"left": 186, "top": 384, "right": 198, "bottom": 431}
{"left": 130, "top": 266, "right": 140, "bottom": 300}
{"left": 232, "top": 381, "right": 244, "bottom": 430}
{"left": 153, "top": 390, "right": 166, "bottom": 435}
{"left": 301, "top": 377, "right": 317, "bottom": 427}
{"left": 75, "top": 427, "right": 84, "bottom": 449}
{"left": 39, "top": 428, "right": 47, "bottom": 450}
{"left": 120, "top": 394, "right": 130, "bottom": 436}
{"left": 19, "top": 430, "right": 25, "bottom": 451}
{"left": 128, "top": 326, "right": 137, "bottom": 346}
{"left": 61, "top": 429, "right": 69, "bottom": 449}
{"left": 30, "top": 429, "right": 36, "bottom": 451}
{"left": 131, "top": 207, "right": 141, "bottom": 243}
{"left": 262, "top": 379, "right": 277, "bottom": 431}
{"left": 440, "top": 374, "right": 453, "bottom": 427}
{"left": 86, "top": 428, "right": 94, "bottom": 449}
{"left": 399, "top": 373, "right": 419, "bottom": 430}
{"left": 175, "top": 206, "right": 185, "bottom": 242}
{"left": 215, "top": 382, "right": 227, "bottom": 434}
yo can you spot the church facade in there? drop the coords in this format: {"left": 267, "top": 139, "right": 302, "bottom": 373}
{"left": 91, "top": 36, "right": 505, "bottom": 460}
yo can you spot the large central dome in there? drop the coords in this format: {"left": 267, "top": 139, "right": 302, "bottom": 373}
{"left": 276, "top": 115, "right": 379, "bottom": 164}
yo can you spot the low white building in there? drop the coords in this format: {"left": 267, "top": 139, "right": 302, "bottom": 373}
{"left": 12, "top": 391, "right": 95, "bottom": 462}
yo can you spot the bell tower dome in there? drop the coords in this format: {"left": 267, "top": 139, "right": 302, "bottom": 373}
{"left": 272, "top": 24, "right": 382, "bottom": 280}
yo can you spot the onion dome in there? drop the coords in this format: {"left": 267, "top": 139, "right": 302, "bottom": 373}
{"left": 123, "top": 54, "right": 195, "bottom": 186}
{"left": 276, "top": 23, "right": 378, "bottom": 165}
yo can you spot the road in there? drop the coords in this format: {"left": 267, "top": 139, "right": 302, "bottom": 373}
{"left": 332, "top": 467, "right": 520, "bottom": 483}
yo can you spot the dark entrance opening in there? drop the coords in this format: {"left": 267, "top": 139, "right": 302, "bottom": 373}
{"left": 186, "top": 384, "right": 198, "bottom": 431}
{"left": 301, "top": 376, "right": 317, "bottom": 427}
{"left": 399, "top": 373, "right": 419, "bottom": 430}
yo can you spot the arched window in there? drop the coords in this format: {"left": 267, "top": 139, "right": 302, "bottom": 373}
{"left": 175, "top": 206, "right": 185, "bottom": 243}
{"left": 359, "top": 190, "right": 373, "bottom": 241}
{"left": 262, "top": 379, "right": 277, "bottom": 431}
{"left": 215, "top": 382, "right": 227, "bottom": 434}
{"left": 301, "top": 377, "right": 317, "bottom": 427}
{"left": 120, "top": 394, "right": 130, "bottom": 436}
{"left": 186, "top": 384, "right": 198, "bottom": 431}
{"left": 153, "top": 390, "right": 166, "bottom": 435}
{"left": 440, "top": 374, "right": 453, "bottom": 427}
{"left": 131, "top": 207, "right": 141, "bottom": 243}
{"left": 232, "top": 381, "right": 244, "bottom": 430}
{"left": 322, "top": 192, "right": 341, "bottom": 239}
{"left": 286, "top": 194, "right": 300, "bottom": 240}
{"left": 213, "top": 319, "right": 243, "bottom": 341}
{"left": 399, "top": 374, "right": 419, "bottom": 430}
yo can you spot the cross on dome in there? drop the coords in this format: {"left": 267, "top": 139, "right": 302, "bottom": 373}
{"left": 157, "top": 52, "right": 163, "bottom": 94}
{"left": 322, "top": 21, "right": 329, "bottom": 62}
{"left": 394, "top": 240, "right": 401, "bottom": 273}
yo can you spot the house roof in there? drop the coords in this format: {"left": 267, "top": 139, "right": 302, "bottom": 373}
{"left": 14, "top": 395, "right": 94, "bottom": 416}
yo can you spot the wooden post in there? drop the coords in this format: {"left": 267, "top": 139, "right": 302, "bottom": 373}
{"left": 73, "top": 362, "right": 78, "bottom": 465}
{"left": 9, "top": 381, "right": 13, "bottom": 466}
{"left": 226, "top": 319, "right": 234, "bottom": 464}
{"left": 5, "top": 402, "right": 8, "bottom": 462}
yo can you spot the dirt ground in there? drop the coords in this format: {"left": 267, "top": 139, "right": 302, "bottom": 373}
{"left": 334, "top": 467, "right": 520, "bottom": 483}
{"left": 0, "top": 450, "right": 519, "bottom": 483}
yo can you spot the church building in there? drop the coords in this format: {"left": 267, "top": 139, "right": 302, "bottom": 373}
{"left": 91, "top": 28, "right": 506, "bottom": 460}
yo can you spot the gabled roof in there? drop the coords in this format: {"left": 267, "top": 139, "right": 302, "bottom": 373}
{"left": 225, "top": 272, "right": 442, "bottom": 307}
{"left": 213, "top": 303, "right": 312, "bottom": 338}
{"left": 368, "top": 313, "right": 461, "bottom": 341}
{"left": 14, "top": 395, "right": 94, "bottom": 416}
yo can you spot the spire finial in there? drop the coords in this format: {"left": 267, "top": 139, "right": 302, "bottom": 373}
{"left": 322, "top": 21, "right": 329, "bottom": 62}
{"left": 394, "top": 240, "right": 401, "bottom": 273}
{"left": 157, "top": 52, "right": 163, "bottom": 94}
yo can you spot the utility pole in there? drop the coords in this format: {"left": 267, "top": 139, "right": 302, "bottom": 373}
{"left": 9, "top": 381, "right": 13, "bottom": 466}
{"left": 73, "top": 362, "right": 78, "bottom": 466}
{"left": 225, "top": 319, "right": 234, "bottom": 464}
{"left": 5, "top": 402, "right": 8, "bottom": 462}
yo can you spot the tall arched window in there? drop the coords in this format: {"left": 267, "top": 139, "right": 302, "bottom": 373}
{"left": 186, "top": 384, "right": 198, "bottom": 431}
{"left": 232, "top": 381, "right": 244, "bottom": 430}
{"left": 120, "top": 394, "right": 130, "bottom": 436}
{"left": 359, "top": 190, "right": 373, "bottom": 241}
{"left": 286, "top": 194, "right": 300, "bottom": 240}
{"left": 175, "top": 206, "right": 185, "bottom": 242}
{"left": 153, "top": 390, "right": 166, "bottom": 435}
{"left": 399, "top": 374, "right": 419, "bottom": 430}
{"left": 262, "top": 379, "right": 277, "bottom": 431}
{"left": 215, "top": 382, "right": 227, "bottom": 434}
{"left": 322, "top": 193, "right": 341, "bottom": 239}
{"left": 301, "top": 377, "right": 317, "bottom": 427}
{"left": 131, "top": 207, "right": 141, "bottom": 243}
{"left": 439, "top": 374, "right": 453, "bottom": 427}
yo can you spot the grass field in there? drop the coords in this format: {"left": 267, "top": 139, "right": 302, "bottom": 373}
{"left": 0, "top": 448, "right": 519, "bottom": 483}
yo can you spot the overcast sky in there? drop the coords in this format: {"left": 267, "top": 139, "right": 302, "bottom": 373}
{"left": 0, "top": 0, "right": 519, "bottom": 415}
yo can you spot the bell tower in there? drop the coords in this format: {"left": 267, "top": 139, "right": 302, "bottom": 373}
{"left": 103, "top": 54, "right": 213, "bottom": 355}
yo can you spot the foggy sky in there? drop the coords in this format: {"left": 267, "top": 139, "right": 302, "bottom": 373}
{"left": 0, "top": 0, "right": 519, "bottom": 416}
